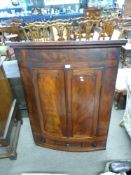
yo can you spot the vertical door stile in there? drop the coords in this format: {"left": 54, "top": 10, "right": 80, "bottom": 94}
{"left": 92, "top": 70, "right": 102, "bottom": 136}
{"left": 64, "top": 69, "right": 73, "bottom": 137}
{"left": 32, "top": 70, "right": 45, "bottom": 133}
{"left": 58, "top": 70, "right": 67, "bottom": 137}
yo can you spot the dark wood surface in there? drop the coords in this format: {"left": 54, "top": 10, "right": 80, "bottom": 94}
{"left": 10, "top": 40, "right": 126, "bottom": 151}
{"left": 0, "top": 62, "right": 13, "bottom": 137}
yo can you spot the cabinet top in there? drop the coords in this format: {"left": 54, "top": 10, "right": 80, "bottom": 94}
{"left": 7, "top": 40, "right": 127, "bottom": 49}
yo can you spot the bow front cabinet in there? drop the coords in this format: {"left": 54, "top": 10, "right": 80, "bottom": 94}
{"left": 11, "top": 40, "right": 126, "bottom": 151}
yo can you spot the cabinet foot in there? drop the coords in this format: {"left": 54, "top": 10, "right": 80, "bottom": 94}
{"left": 0, "top": 120, "right": 21, "bottom": 159}
{"left": 9, "top": 152, "right": 17, "bottom": 160}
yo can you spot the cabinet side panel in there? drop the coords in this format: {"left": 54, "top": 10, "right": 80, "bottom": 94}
{"left": 97, "top": 67, "right": 118, "bottom": 136}
{"left": 19, "top": 66, "right": 42, "bottom": 142}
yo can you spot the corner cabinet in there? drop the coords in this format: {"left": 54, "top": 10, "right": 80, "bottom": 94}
{"left": 11, "top": 40, "right": 126, "bottom": 151}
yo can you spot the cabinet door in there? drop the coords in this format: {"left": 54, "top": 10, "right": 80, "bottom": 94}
{"left": 67, "top": 69, "right": 102, "bottom": 138}
{"left": 32, "top": 69, "right": 67, "bottom": 138}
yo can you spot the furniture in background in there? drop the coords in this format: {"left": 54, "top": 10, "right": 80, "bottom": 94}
{"left": 0, "top": 26, "right": 22, "bottom": 42}
{"left": 10, "top": 40, "right": 126, "bottom": 152}
{"left": 101, "top": 160, "right": 131, "bottom": 174}
{"left": 92, "top": 27, "right": 102, "bottom": 40}
{"left": 120, "top": 69, "right": 131, "bottom": 138}
{"left": 124, "top": 0, "right": 131, "bottom": 17}
{"left": 84, "top": 8, "right": 102, "bottom": 19}
{"left": 0, "top": 13, "right": 83, "bottom": 23}
{"left": 121, "top": 42, "right": 131, "bottom": 67}
{"left": 2, "top": 60, "right": 26, "bottom": 110}
{"left": 0, "top": 56, "right": 21, "bottom": 159}
{"left": 20, "top": 17, "right": 124, "bottom": 42}
{"left": 111, "top": 28, "right": 123, "bottom": 40}
{"left": 115, "top": 68, "right": 128, "bottom": 109}
{"left": 114, "top": 22, "right": 131, "bottom": 109}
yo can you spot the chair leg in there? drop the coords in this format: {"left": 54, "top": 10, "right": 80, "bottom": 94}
{"left": 114, "top": 91, "right": 120, "bottom": 109}
{"left": 114, "top": 91, "right": 126, "bottom": 109}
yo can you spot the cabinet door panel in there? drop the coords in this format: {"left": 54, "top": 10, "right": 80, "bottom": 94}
{"left": 32, "top": 69, "right": 66, "bottom": 137}
{"left": 71, "top": 69, "right": 102, "bottom": 137}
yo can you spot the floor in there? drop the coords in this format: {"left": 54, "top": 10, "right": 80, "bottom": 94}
{"left": 0, "top": 108, "right": 131, "bottom": 175}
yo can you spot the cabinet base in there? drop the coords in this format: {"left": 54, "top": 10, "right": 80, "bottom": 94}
{"left": 0, "top": 119, "right": 22, "bottom": 159}
{"left": 0, "top": 99, "right": 22, "bottom": 159}
{"left": 33, "top": 133, "right": 107, "bottom": 152}
{"left": 37, "top": 143, "right": 106, "bottom": 152}
{"left": 34, "top": 138, "right": 106, "bottom": 152}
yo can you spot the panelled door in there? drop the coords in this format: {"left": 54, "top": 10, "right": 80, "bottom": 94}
{"left": 65, "top": 68, "right": 103, "bottom": 139}
{"left": 32, "top": 69, "right": 67, "bottom": 138}
{"left": 32, "top": 67, "right": 103, "bottom": 140}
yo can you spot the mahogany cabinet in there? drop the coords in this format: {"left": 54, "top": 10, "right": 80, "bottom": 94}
{"left": 11, "top": 40, "right": 126, "bottom": 151}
